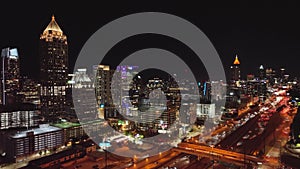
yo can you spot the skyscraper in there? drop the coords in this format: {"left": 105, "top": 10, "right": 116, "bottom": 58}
{"left": 0, "top": 47, "right": 20, "bottom": 105}
{"left": 259, "top": 65, "right": 265, "bottom": 80}
{"left": 39, "top": 16, "right": 68, "bottom": 121}
{"left": 95, "top": 65, "right": 114, "bottom": 118}
{"left": 230, "top": 55, "right": 241, "bottom": 86}
{"left": 266, "top": 68, "right": 276, "bottom": 85}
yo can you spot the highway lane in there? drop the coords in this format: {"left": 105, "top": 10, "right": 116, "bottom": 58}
{"left": 186, "top": 103, "right": 260, "bottom": 147}
{"left": 216, "top": 108, "right": 261, "bottom": 151}
{"left": 217, "top": 96, "right": 288, "bottom": 153}
{"left": 157, "top": 154, "right": 197, "bottom": 169}
{"left": 126, "top": 151, "right": 180, "bottom": 169}
{"left": 184, "top": 157, "right": 212, "bottom": 169}
{"left": 233, "top": 97, "right": 289, "bottom": 155}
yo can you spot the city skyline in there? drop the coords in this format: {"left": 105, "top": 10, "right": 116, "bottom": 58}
{"left": 1, "top": 2, "right": 300, "bottom": 81}
{"left": 1, "top": 2, "right": 300, "bottom": 168}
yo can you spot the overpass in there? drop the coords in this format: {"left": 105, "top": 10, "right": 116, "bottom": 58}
{"left": 173, "top": 142, "right": 264, "bottom": 167}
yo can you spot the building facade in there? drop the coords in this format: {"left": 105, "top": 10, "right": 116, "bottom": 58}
{"left": 196, "top": 103, "right": 216, "bottom": 118}
{"left": 0, "top": 104, "right": 39, "bottom": 129}
{"left": 230, "top": 55, "right": 241, "bottom": 86}
{"left": 95, "top": 65, "right": 114, "bottom": 119}
{"left": 8, "top": 124, "right": 63, "bottom": 161}
{"left": 0, "top": 47, "right": 20, "bottom": 105}
{"left": 18, "top": 77, "right": 41, "bottom": 105}
{"left": 39, "top": 16, "right": 68, "bottom": 121}
{"left": 52, "top": 121, "right": 85, "bottom": 144}
{"left": 70, "top": 68, "right": 98, "bottom": 121}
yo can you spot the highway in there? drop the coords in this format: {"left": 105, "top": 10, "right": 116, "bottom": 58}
{"left": 174, "top": 142, "right": 263, "bottom": 167}
{"left": 216, "top": 107, "right": 261, "bottom": 152}
{"left": 156, "top": 153, "right": 196, "bottom": 169}
{"left": 124, "top": 92, "right": 290, "bottom": 169}
{"left": 184, "top": 157, "right": 212, "bottom": 169}
{"left": 172, "top": 96, "right": 289, "bottom": 168}
{"left": 226, "top": 96, "right": 289, "bottom": 155}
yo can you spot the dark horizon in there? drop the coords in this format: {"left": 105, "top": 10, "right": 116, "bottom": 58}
{"left": 1, "top": 1, "right": 300, "bottom": 81}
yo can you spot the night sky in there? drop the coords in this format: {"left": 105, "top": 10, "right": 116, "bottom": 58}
{"left": 1, "top": 1, "right": 300, "bottom": 81}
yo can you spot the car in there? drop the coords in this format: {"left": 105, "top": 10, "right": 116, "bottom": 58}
{"left": 258, "top": 129, "right": 264, "bottom": 135}
{"left": 237, "top": 141, "right": 243, "bottom": 146}
{"left": 243, "top": 134, "right": 250, "bottom": 139}
{"left": 249, "top": 134, "right": 257, "bottom": 140}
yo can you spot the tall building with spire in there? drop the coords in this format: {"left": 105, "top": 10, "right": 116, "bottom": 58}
{"left": 259, "top": 65, "right": 265, "bottom": 80}
{"left": 39, "top": 15, "right": 68, "bottom": 121}
{"left": 230, "top": 55, "right": 241, "bottom": 85}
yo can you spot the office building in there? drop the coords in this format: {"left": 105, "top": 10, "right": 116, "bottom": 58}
{"left": 0, "top": 104, "right": 39, "bottom": 130}
{"left": 39, "top": 16, "right": 68, "bottom": 121}
{"left": 196, "top": 103, "right": 216, "bottom": 118}
{"left": 18, "top": 77, "right": 41, "bottom": 105}
{"left": 0, "top": 47, "right": 20, "bottom": 105}
{"left": 230, "top": 55, "right": 241, "bottom": 86}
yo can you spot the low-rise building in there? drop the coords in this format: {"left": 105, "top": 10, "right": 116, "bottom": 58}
{"left": 7, "top": 124, "right": 63, "bottom": 162}
{"left": 52, "top": 121, "right": 84, "bottom": 145}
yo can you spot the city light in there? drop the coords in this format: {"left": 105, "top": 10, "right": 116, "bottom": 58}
{"left": 0, "top": 7, "right": 299, "bottom": 169}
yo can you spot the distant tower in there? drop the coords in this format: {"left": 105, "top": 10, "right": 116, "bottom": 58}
{"left": 280, "top": 68, "right": 285, "bottom": 79}
{"left": 259, "top": 65, "right": 265, "bottom": 80}
{"left": 230, "top": 55, "right": 241, "bottom": 85}
{"left": 258, "top": 65, "right": 267, "bottom": 97}
{"left": 0, "top": 47, "right": 20, "bottom": 105}
{"left": 39, "top": 15, "right": 68, "bottom": 121}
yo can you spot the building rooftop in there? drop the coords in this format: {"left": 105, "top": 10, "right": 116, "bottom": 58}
{"left": 233, "top": 55, "right": 240, "bottom": 65}
{"left": 52, "top": 121, "right": 81, "bottom": 129}
{"left": 43, "top": 15, "right": 63, "bottom": 35}
{"left": 11, "top": 124, "right": 61, "bottom": 138}
{"left": 1, "top": 47, "right": 18, "bottom": 59}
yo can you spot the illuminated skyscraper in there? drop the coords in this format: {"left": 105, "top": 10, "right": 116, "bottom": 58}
{"left": 230, "top": 55, "right": 240, "bottom": 85}
{"left": 0, "top": 47, "right": 20, "bottom": 105}
{"left": 95, "top": 65, "right": 115, "bottom": 118}
{"left": 71, "top": 68, "right": 98, "bottom": 121}
{"left": 39, "top": 16, "right": 68, "bottom": 121}
{"left": 258, "top": 65, "right": 267, "bottom": 98}
{"left": 199, "top": 81, "right": 211, "bottom": 103}
{"left": 259, "top": 65, "right": 265, "bottom": 80}
{"left": 266, "top": 67, "right": 276, "bottom": 85}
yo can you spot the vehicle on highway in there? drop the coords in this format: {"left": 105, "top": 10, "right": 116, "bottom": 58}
{"left": 258, "top": 129, "right": 264, "bottom": 135}
{"left": 249, "top": 134, "right": 257, "bottom": 140}
{"left": 237, "top": 141, "right": 243, "bottom": 146}
{"left": 243, "top": 134, "right": 250, "bottom": 139}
